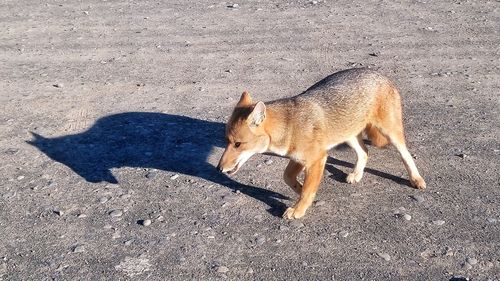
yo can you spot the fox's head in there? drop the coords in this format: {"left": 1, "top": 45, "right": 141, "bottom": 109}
{"left": 217, "top": 92, "right": 270, "bottom": 175}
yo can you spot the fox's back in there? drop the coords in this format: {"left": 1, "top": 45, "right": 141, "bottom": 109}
{"left": 296, "top": 68, "right": 391, "bottom": 109}
{"left": 266, "top": 68, "right": 399, "bottom": 145}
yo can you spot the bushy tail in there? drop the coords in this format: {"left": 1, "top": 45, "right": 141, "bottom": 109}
{"left": 365, "top": 124, "right": 389, "bottom": 148}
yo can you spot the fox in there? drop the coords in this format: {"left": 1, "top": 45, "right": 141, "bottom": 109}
{"left": 217, "top": 68, "right": 426, "bottom": 219}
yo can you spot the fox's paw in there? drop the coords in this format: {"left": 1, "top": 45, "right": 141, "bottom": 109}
{"left": 411, "top": 177, "right": 426, "bottom": 190}
{"left": 346, "top": 172, "right": 363, "bottom": 184}
{"left": 283, "top": 207, "right": 305, "bottom": 220}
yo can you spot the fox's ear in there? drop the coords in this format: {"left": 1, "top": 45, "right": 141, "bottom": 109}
{"left": 237, "top": 91, "right": 252, "bottom": 107}
{"left": 248, "top": 101, "right": 266, "bottom": 126}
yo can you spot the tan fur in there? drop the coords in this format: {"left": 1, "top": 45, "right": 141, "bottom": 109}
{"left": 217, "top": 68, "right": 426, "bottom": 219}
{"left": 365, "top": 124, "right": 389, "bottom": 148}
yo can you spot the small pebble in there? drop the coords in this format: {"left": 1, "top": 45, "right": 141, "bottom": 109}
{"left": 420, "top": 249, "right": 433, "bottom": 259}
{"left": 99, "top": 197, "right": 109, "bottom": 204}
{"left": 315, "top": 200, "right": 326, "bottom": 207}
{"left": 112, "top": 232, "right": 121, "bottom": 239}
{"left": 410, "top": 195, "right": 425, "bottom": 203}
{"left": 170, "top": 174, "right": 179, "bottom": 180}
{"left": 433, "top": 220, "right": 445, "bottom": 226}
{"left": 53, "top": 209, "right": 63, "bottom": 216}
{"left": 253, "top": 214, "right": 263, "bottom": 222}
{"left": 339, "top": 230, "right": 349, "bottom": 238}
{"left": 256, "top": 237, "right": 265, "bottom": 245}
{"left": 120, "top": 194, "right": 131, "bottom": 200}
{"left": 155, "top": 215, "right": 165, "bottom": 222}
{"left": 290, "top": 221, "right": 304, "bottom": 228}
{"left": 53, "top": 83, "right": 63, "bottom": 88}
{"left": 124, "top": 240, "right": 133, "bottom": 246}
{"left": 109, "top": 210, "right": 123, "bottom": 217}
{"left": 456, "top": 153, "right": 467, "bottom": 159}
{"left": 264, "top": 159, "right": 273, "bottom": 165}
{"left": 103, "top": 224, "right": 113, "bottom": 229}
{"left": 279, "top": 225, "right": 289, "bottom": 231}
{"left": 139, "top": 219, "right": 152, "bottom": 226}
{"left": 216, "top": 265, "right": 229, "bottom": 273}
{"left": 247, "top": 268, "right": 254, "bottom": 274}
{"left": 72, "top": 245, "right": 85, "bottom": 253}
{"left": 403, "top": 214, "right": 412, "bottom": 221}
{"left": 466, "top": 257, "right": 477, "bottom": 265}
{"left": 17, "top": 175, "right": 25, "bottom": 180}
{"left": 77, "top": 213, "right": 87, "bottom": 218}
{"left": 444, "top": 247, "right": 454, "bottom": 256}
{"left": 377, "top": 252, "right": 391, "bottom": 261}
{"left": 227, "top": 3, "right": 239, "bottom": 8}
{"left": 145, "top": 171, "right": 156, "bottom": 179}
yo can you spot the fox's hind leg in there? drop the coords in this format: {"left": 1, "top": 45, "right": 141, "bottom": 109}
{"left": 345, "top": 134, "right": 368, "bottom": 184}
{"left": 385, "top": 130, "right": 426, "bottom": 189}
{"left": 283, "top": 160, "right": 304, "bottom": 194}
{"left": 373, "top": 86, "right": 426, "bottom": 189}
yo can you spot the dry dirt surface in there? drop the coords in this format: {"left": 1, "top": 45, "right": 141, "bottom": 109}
{"left": 1, "top": 0, "right": 499, "bottom": 280}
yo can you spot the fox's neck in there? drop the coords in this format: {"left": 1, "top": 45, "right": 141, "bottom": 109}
{"left": 263, "top": 105, "right": 291, "bottom": 156}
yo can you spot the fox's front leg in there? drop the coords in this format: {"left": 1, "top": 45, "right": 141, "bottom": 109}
{"left": 283, "top": 154, "right": 327, "bottom": 219}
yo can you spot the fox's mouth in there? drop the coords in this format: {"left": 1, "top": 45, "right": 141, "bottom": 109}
{"left": 219, "top": 151, "right": 255, "bottom": 176}
{"left": 226, "top": 162, "right": 241, "bottom": 175}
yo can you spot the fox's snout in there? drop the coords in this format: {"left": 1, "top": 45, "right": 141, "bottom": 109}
{"left": 217, "top": 146, "right": 256, "bottom": 175}
{"left": 216, "top": 147, "right": 235, "bottom": 174}
{"left": 216, "top": 162, "right": 224, "bottom": 173}
{"left": 216, "top": 163, "right": 222, "bottom": 173}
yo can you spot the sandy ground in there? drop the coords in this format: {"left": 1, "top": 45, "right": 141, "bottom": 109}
{"left": 1, "top": 0, "right": 499, "bottom": 280}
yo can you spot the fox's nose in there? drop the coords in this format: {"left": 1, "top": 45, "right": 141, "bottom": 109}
{"left": 216, "top": 163, "right": 223, "bottom": 173}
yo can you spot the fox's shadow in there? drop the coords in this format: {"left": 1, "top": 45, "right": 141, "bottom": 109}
{"left": 27, "top": 112, "right": 288, "bottom": 215}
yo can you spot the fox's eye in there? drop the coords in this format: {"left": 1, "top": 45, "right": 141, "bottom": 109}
{"left": 234, "top": 142, "right": 241, "bottom": 148}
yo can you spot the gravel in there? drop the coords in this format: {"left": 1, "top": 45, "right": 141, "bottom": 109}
{"left": 2, "top": 1, "right": 498, "bottom": 280}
